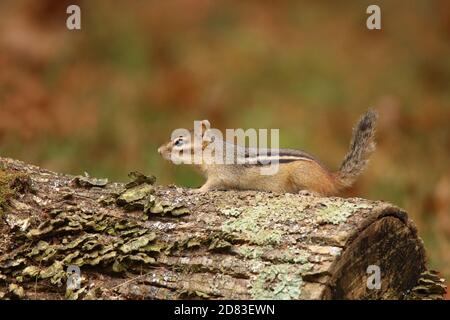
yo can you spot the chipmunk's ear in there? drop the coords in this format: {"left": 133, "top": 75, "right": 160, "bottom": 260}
{"left": 200, "top": 120, "right": 215, "bottom": 147}
{"left": 200, "top": 120, "right": 210, "bottom": 137}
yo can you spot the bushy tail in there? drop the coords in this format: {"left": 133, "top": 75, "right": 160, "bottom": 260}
{"left": 335, "top": 109, "right": 378, "bottom": 189}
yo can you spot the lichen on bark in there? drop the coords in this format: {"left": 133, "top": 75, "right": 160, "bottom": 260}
{"left": 0, "top": 157, "right": 444, "bottom": 300}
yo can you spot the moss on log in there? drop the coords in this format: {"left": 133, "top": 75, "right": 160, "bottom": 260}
{"left": 0, "top": 157, "right": 446, "bottom": 300}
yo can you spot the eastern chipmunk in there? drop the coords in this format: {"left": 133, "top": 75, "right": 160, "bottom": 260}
{"left": 158, "top": 110, "right": 378, "bottom": 195}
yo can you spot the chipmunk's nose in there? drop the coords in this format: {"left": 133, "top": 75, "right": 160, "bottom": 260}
{"left": 157, "top": 147, "right": 162, "bottom": 154}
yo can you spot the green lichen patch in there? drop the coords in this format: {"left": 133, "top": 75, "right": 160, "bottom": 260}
{"left": 72, "top": 173, "right": 108, "bottom": 188}
{"left": 314, "top": 199, "right": 372, "bottom": 225}
{"left": 119, "top": 233, "right": 157, "bottom": 253}
{"left": 220, "top": 207, "right": 281, "bottom": 246}
{"left": 115, "top": 171, "right": 160, "bottom": 212}
{"left": 26, "top": 215, "right": 85, "bottom": 239}
{"left": 26, "top": 234, "right": 119, "bottom": 268}
{"left": 219, "top": 207, "right": 242, "bottom": 217}
{"left": 0, "top": 204, "right": 164, "bottom": 292}
{"left": 66, "top": 287, "right": 87, "bottom": 300}
{"left": 115, "top": 180, "right": 190, "bottom": 217}
{"left": 125, "top": 171, "right": 156, "bottom": 189}
{"left": 249, "top": 264, "right": 303, "bottom": 300}
{"left": 208, "top": 238, "right": 232, "bottom": 252}
{"left": 26, "top": 209, "right": 117, "bottom": 240}
{"left": 116, "top": 184, "right": 154, "bottom": 210}
{"left": 145, "top": 198, "right": 190, "bottom": 217}
{"left": 219, "top": 194, "right": 372, "bottom": 244}
{"left": 140, "top": 242, "right": 166, "bottom": 253}
{"left": 163, "top": 236, "right": 208, "bottom": 255}
{"left": 222, "top": 215, "right": 282, "bottom": 245}
{"left": 219, "top": 194, "right": 313, "bottom": 245}
{"left": 39, "top": 261, "right": 65, "bottom": 285}
{"left": 8, "top": 283, "right": 25, "bottom": 299}
{"left": 236, "top": 245, "right": 264, "bottom": 259}
{"left": 22, "top": 266, "right": 40, "bottom": 278}
{"left": 112, "top": 251, "right": 157, "bottom": 273}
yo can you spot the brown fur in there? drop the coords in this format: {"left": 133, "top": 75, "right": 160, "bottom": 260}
{"left": 158, "top": 111, "right": 378, "bottom": 195}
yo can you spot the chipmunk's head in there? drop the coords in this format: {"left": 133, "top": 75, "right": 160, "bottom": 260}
{"left": 158, "top": 120, "right": 212, "bottom": 165}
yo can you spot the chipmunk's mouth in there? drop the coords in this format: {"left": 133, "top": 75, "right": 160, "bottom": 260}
{"left": 157, "top": 147, "right": 170, "bottom": 160}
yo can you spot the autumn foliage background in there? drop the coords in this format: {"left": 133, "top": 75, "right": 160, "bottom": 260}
{"left": 0, "top": 0, "right": 449, "bottom": 294}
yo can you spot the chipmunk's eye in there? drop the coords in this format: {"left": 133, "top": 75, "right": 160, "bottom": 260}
{"left": 174, "top": 138, "right": 184, "bottom": 147}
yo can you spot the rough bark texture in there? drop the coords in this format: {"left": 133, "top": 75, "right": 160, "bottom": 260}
{"left": 0, "top": 157, "right": 446, "bottom": 300}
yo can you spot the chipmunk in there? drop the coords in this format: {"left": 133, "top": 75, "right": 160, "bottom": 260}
{"left": 158, "top": 110, "right": 378, "bottom": 195}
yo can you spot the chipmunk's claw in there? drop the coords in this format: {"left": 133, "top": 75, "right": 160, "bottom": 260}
{"left": 188, "top": 188, "right": 207, "bottom": 194}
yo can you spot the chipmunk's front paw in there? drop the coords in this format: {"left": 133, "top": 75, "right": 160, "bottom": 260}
{"left": 197, "top": 186, "right": 211, "bottom": 193}
{"left": 189, "top": 186, "right": 209, "bottom": 194}
{"left": 298, "top": 189, "right": 321, "bottom": 197}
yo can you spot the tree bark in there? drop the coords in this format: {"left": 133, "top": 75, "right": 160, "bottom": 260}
{"left": 0, "top": 157, "right": 446, "bottom": 300}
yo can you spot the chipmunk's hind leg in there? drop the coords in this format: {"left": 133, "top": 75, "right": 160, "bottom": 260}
{"left": 290, "top": 161, "right": 338, "bottom": 196}
{"left": 194, "top": 179, "right": 225, "bottom": 193}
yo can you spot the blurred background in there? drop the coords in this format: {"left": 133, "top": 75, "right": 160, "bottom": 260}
{"left": 0, "top": 0, "right": 449, "bottom": 293}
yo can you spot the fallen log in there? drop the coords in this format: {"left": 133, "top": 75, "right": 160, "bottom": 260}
{"left": 0, "top": 157, "right": 446, "bottom": 300}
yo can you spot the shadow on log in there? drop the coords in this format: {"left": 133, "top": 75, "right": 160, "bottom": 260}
{"left": 0, "top": 157, "right": 446, "bottom": 300}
